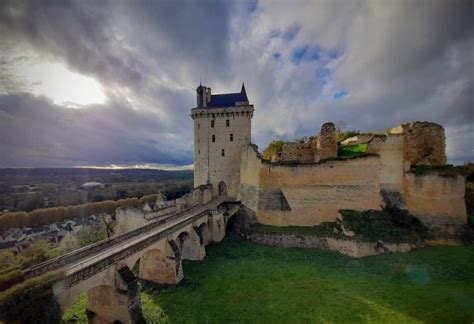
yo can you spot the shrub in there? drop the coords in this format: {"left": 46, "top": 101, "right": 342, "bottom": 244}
{"left": 0, "top": 273, "right": 61, "bottom": 324}
{"left": 262, "top": 140, "right": 285, "bottom": 161}
{"left": 337, "top": 143, "right": 367, "bottom": 158}
{"left": 339, "top": 208, "right": 427, "bottom": 243}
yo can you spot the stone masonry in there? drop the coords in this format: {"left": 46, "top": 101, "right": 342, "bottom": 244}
{"left": 314, "top": 122, "right": 337, "bottom": 162}
{"left": 391, "top": 121, "right": 447, "bottom": 166}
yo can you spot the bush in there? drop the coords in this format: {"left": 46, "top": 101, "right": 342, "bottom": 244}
{"left": 339, "top": 208, "right": 427, "bottom": 243}
{"left": 410, "top": 164, "right": 468, "bottom": 176}
{"left": 262, "top": 140, "right": 285, "bottom": 161}
{"left": 0, "top": 273, "right": 61, "bottom": 324}
{"left": 337, "top": 143, "right": 367, "bottom": 158}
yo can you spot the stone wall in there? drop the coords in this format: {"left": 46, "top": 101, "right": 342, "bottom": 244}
{"left": 247, "top": 232, "right": 417, "bottom": 258}
{"left": 280, "top": 142, "right": 314, "bottom": 163}
{"left": 391, "top": 121, "right": 446, "bottom": 166}
{"left": 116, "top": 185, "right": 213, "bottom": 235}
{"left": 239, "top": 146, "right": 383, "bottom": 226}
{"left": 404, "top": 173, "right": 467, "bottom": 225}
{"left": 315, "top": 122, "right": 337, "bottom": 162}
{"left": 341, "top": 134, "right": 375, "bottom": 145}
{"left": 377, "top": 134, "right": 406, "bottom": 192}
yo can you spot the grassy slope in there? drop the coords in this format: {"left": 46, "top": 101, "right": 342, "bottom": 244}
{"left": 338, "top": 143, "right": 368, "bottom": 158}
{"left": 65, "top": 235, "right": 474, "bottom": 323}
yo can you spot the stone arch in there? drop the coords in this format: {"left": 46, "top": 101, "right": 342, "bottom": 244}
{"left": 175, "top": 228, "right": 205, "bottom": 260}
{"left": 198, "top": 221, "right": 211, "bottom": 245}
{"left": 218, "top": 181, "right": 227, "bottom": 196}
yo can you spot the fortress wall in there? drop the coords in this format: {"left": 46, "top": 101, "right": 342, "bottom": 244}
{"left": 404, "top": 173, "right": 467, "bottom": 225}
{"left": 378, "top": 134, "right": 406, "bottom": 192}
{"left": 391, "top": 121, "right": 447, "bottom": 166}
{"left": 281, "top": 142, "right": 314, "bottom": 163}
{"left": 238, "top": 145, "right": 263, "bottom": 210}
{"left": 315, "top": 122, "right": 337, "bottom": 162}
{"left": 115, "top": 207, "right": 149, "bottom": 235}
{"left": 239, "top": 146, "right": 383, "bottom": 226}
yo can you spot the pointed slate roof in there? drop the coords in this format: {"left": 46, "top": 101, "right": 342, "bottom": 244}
{"left": 206, "top": 83, "right": 249, "bottom": 108}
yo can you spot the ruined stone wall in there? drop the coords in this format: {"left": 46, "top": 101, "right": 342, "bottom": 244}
{"left": 341, "top": 134, "right": 375, "bottom": 145}
{"left": 315, "top": 122, "right": 337, "bottom": 162}
{"left": 391, "top": 121, "right": 447, "bottom": 166}
{"left": 377, "top": 134, "right": 407, "bottom": 192}
{"left": 280, "top": 142, "right": 314, "bottom": 163}
{"left": 404, "top": 173, "right": 467, "bottom": 225}
{"left": 176, "top": 184, "right": 212, "bottom": 211}
{"left": 239, "top": 146, "right": 383, "bottom": 226}
{"left": 247, "top": 233, "right": 416, "bottom": 258}
{"left": 116, "top": 185, "right": 212, "bottom": 235}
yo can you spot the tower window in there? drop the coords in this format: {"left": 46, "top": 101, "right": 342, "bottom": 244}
{"left": 198, "top": 138, "right": 200, "bottom": 143}
{"left": 230, "top": 134, "right": 234, "bottom": 142}
{"left": 221, "top": 149, "right": 225, "bottom": 157}
{"left": 212, "top": 134, "right": 215, "bottom": 142}
{"left": 226, "top": 119, "right": 230, "bottom": 127}
{"left": 198, "top": 149, "right": 200, "bottom": 155}
{"left": 198, "top": 123, "right": 200, "bottom": 129}
{"left": 211, "top": 120, "right": 215, "bottom": 128}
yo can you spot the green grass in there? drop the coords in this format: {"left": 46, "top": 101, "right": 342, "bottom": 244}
{"left": 338, "top": 143, "right": 368, "bottom": 158}
{"left": 64, "top": 235, "right": 474, "bottom": 323}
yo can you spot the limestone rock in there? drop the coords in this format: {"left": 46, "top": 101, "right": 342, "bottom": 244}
{"left": 315, "top": 122, "right": 337, "bottom": 162}
{"left": 391, "top": 121, "right": 446, "bottom": 166}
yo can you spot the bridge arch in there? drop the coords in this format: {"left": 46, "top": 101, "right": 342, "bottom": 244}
{"left": 174, "top": 227, "right": 205, "bottom": 261}
{"left": 199, "top": 221, "right": 211, "bottom": 245}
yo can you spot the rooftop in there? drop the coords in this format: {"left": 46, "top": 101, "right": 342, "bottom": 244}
{"left": 202, "top": 83, "right": 249, "bottom": 108}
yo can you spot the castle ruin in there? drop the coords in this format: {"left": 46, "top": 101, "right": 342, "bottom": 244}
{"left": 191, "top": 84, "right": 467, "bottom": 234}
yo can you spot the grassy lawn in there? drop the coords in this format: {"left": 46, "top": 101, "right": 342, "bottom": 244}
{"left": 64, "top": 235, "right": 474, "bottom": 323}
{"left": 338, "top": 143, "right": 368, "bottom": 158}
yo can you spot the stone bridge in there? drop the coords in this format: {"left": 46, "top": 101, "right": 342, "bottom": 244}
{"left": 23, "top": 197, "right": 241, "bottom": 323}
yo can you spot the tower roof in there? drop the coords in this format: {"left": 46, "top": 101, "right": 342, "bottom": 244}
{"left": 206, "top": 84, "right": 249, "bottom": 108}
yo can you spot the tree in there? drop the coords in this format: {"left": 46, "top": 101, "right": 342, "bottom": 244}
{"left": 262, "top": 140, "right": 285, "bottom": 161}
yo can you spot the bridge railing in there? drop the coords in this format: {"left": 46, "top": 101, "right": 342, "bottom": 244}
{"left": 24, "top": 199, "right": 237, "bottom": 279}
{"left": 64, "top": 200, "right": 240, "bottom": 288}
{"left": 23, "top": 205, "right": 195, "bottom": 278}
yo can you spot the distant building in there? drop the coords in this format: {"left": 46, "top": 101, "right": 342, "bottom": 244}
{"left": 82, "top": 182, "right": 105, "bottom": 189}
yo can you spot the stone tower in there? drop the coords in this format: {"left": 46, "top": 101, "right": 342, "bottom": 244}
{"left": 191, "top": 83, "right": 254, "bottom": 197}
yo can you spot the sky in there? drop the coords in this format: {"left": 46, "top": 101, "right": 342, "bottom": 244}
{"left": 0, "top": 0, "right": 473, "bottom": 168}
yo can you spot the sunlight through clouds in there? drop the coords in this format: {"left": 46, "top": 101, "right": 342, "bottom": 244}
{"left": 17, "top": 61, "right": 106, "bottom": 108}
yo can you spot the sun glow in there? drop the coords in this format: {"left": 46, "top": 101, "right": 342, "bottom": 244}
{"left": 19, "top": 61, "right": 106, "bottom": 108}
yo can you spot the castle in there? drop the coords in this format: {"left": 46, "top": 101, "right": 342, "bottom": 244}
{"left": 191, "top": 84, "right": 467, "bottom": 235}
{"left": 191, "top": 83, "right": 254, "bottom": 197}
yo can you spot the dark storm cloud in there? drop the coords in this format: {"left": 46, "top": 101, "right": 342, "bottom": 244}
{"left": 0, "top": 93, "right": 193, "bottom": 167}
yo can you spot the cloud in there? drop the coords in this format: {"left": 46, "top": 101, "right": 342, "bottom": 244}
{"left": 0, "top": 0, "right": 473, "bottom": 166}
{"left": 0, "top": 93, "right": 193, "bottom": 167}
